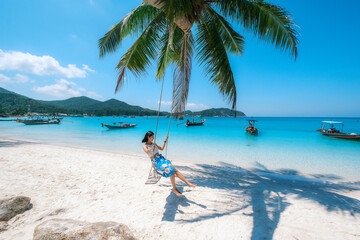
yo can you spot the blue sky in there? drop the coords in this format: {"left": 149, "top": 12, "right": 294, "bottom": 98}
{"left": 0, "top": 0, "right": 359, "bottom": 117}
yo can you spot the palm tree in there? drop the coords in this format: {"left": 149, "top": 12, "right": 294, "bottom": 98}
{"left": 98, "top": 0, "right": 298, "bottom": 118}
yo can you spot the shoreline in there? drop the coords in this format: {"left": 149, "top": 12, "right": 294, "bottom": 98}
{"left": 1, "top": 137, "right": 360, "bottom": 239}
{"left": 1, "top": 134, "right": 360, "bottom": 183}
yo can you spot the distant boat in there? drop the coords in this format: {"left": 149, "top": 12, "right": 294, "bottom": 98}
{"left": 317, "top": 121, "right": 360, "bottom": 140}
{"left": 101, "top": 123, "right": 136, "bottom": 129}
{"left": 245, "top": 120, "right": 258, "bottom": 135}
{"left": 186, "top": 119, "right": 206, "bottom": 126}
{"left": 17, "top": 117, "right": 61, "bottom": 125}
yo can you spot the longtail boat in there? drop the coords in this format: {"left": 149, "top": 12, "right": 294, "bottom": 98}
{"left": 101, "top": 123, "right": 136, "bottom": 129}
{"left": 317, "top": 121, "right": 360, "bottom": 140}
{"left": 186, "top": 119, "right": 206, "bottom": 126}
{"left": 17, "top": 117, "right": 61, "bottom": 125}
{"left": 245, "top": 120, "right": 258, "bottom": 135}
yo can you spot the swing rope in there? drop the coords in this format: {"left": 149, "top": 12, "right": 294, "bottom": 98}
{"left": 154, "top": 76, "right": 165, "bottom": 143}
{"left": 154, "top": 76, "right": 172, "bottom": 158}
{"left": 164, "top": 112, "right": 171, "bottom": 157}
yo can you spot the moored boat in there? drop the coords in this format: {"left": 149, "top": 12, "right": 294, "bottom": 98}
{"left": 245, "top": 120, "right": 258, "bottom": 135}
{"left": 101, "top": 123, "right": 136, "bottom": 129}
{"left": 17, "top": 117, "right": 61, "bottom": 125}
{"left": 317, "top": 121, "right": 360, "bottom": 140}
{"left": 186, "top": 119, "right": 206, "bottom": 126}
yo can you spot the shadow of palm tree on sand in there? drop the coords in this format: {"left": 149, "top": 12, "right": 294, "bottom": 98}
{"left": 161, "top": 162, "right": 360, "bottom": 240}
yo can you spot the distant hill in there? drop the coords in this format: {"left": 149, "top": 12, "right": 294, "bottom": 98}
{"left": 0, "top": 87, "right": 246, "bottom": 117}
{"left": 42, "top": 96, "right": 162, "bottom": 116}
{"left": 193, "top": 108, "right": 245, "bottom": 117}
{"left": 0, "top": 87, "right": 163, "bottom": 116}
{"left": 41, "top": 96, "right": 101, "bottom": 111}
{"left": 0, "top": 87, "right": 67, "bottom": 115}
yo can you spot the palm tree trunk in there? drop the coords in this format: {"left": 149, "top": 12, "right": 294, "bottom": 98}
{"left": 143, "top": 0, "right": 193, "bottom": 32}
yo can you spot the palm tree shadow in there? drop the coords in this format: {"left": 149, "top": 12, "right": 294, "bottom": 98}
{"left": 0, "top": 139, "right": 31, "bottom": 148}
{"left": 164, "top": 162, "right": 360, "bottom": 240}
{"left": 162, "top": 187, "right": 207, "bottom": 222}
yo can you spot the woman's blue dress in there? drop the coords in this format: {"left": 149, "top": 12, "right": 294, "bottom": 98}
{"left": 152, "top": 154, "right": 175, "bottom": 178}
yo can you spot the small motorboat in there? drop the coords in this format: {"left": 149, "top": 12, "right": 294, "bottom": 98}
{"left": 317, "top": 121, "right": 360, "bottom": 140}
{"left": 245, "top": 120, "right": 258, "bottom": 135}
{"left": 101, "top": 123, "right": 136, "bottom": 129}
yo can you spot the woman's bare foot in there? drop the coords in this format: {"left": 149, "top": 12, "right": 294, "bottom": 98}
{"left": 172, "top": 188, "right": 183, "bottom": 197}
{"left": 188, "top": 183, "right": 197, "bottom": 188}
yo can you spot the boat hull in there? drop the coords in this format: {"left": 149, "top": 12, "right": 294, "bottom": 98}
{"left": 22, "top": 120, "right": 60, "bottom": 125}
{"left": 102, "top": 124, "right": 136, "bottom": 129}
{"left": 246, "top": 127, "right": 258, "bottom": 135}
{"left": 322, "top": 132, "right": 360, "bottom": 140}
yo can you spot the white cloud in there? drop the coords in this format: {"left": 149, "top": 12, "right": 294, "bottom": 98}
{"left": 0, "top": 73, "right": 11, "bottom": 83}
{"left": 0, "top": 73, "right": 30, "bottom": 84}
{"left": 87, "top": 91, "right": 102, "bottom": 98}
{"left": 33, "top": 79, "right": 85, "bottom": 98}
{"left": 13, "top": 74, "right": 29, "bottom": 83}
{"left": 0, "top": 49, "right": 94, "bottom": 78}
{"left": 157, "top": 101, "right": 172, "bottom": 105}
{"left": 82, "top": 64, "right": 95, "bottom": 72}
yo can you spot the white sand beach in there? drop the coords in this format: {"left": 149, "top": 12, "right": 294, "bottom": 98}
{"left": 1, "top": 138, "right": 360, "bottom": 240}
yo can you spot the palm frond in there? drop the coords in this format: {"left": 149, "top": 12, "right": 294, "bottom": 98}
{"left": 156, "top": 25, "right": 184, "bottom": 80}
{"left": 171, "top": 31, "right": 194, "bottom": 118}
{"left": 205, "top": 6, "right": 245, "bottom": 55}
{"left": 216, "top": 0, "right": 299, "bottom": 59}
{"left": 98, "top": 3, "right": 159, "bottom": 58}
{"left": 114, "top": 13, "right": 166, "bottom": 92}
{"left": 196, "top": 11, "right": 237, "bottom": 112}
{"left": 156, "top": 23, "right": 174, "bottom": 80}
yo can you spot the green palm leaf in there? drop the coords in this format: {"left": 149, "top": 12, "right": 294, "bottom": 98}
{"left": 216, "top": 0, "right": 299, "bottom": 59}
{"left": 156, "top": 23, "right": 173, "bottom": 80}
{"left": 98, "top": 3, "right": 159, "bottom": 58}
{"left": 114, "top": 13, "right": 166, "bottom": 92}
{"left": 196, "top": 9, "right": 237, "bottom": 112}
{"left": 206, "top": 6, "right": 245, "bottom": 55}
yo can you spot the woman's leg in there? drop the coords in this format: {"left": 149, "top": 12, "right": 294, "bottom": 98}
{"left": 171, "top": 165, "right": 196, "bottom": 188}
{"left": 170, "top": 174, "right": 183, "bottom": 196}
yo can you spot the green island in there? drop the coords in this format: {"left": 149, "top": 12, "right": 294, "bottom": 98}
{"left": 0, "top": 87, "right": 245, "bottom": 117}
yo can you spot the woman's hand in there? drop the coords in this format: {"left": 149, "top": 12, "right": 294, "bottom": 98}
{"left": 164, "top": 135, "right": 168, "bottom": 142}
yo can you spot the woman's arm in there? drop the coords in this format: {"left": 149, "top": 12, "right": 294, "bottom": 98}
{"left": 156, "top": 136, "right": 168, "bottom": 150}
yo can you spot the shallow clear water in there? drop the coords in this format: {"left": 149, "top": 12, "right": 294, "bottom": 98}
{"left": 1, "top": 117, "right": 359, "bottom": 180}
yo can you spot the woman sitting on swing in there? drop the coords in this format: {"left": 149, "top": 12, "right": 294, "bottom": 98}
{"left": 142, "top": 131, "right": 196, "bottom": 196}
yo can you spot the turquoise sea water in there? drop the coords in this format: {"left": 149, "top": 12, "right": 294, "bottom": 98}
{"left": 1, "top": 117, "right": 359, "bottom": 180}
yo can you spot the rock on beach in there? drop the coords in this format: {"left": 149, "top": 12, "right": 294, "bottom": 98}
{"left": 33, "top": 218, "right": 137, "bottom": 240}
{"left": 0, "top": 196, "right": 31, "bottom": 222}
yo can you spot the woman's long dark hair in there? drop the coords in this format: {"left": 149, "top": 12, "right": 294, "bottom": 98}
{"left": 142, "top": 131, "right": 154, "bottom": 143}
